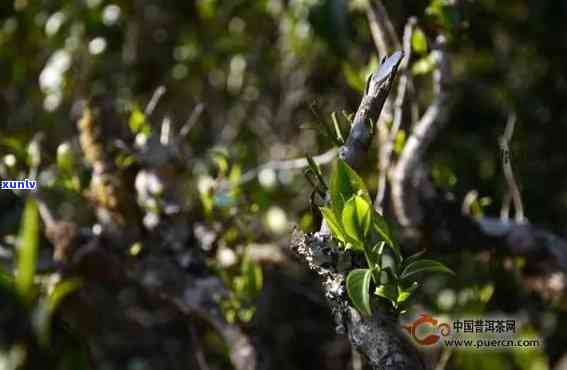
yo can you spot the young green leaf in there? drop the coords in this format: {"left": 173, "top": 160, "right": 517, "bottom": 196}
{"left": 320, "top": 207, "right": 348, "bottom": 244}
{"left": 341, "top": 161, "right": 370, "bottom": 201}
{"left": 412, "top": 53, "right": 436, "bottom": 75}
{"left": 16, "top": 198, "right": 39, "bottom": 303}
{"left": 330, "top": 159, "right": 370, "bottom": 216}
{"left": 35, "top": 278, "right": 82, "bottom": 347}
{"left": 342, "top": 195, "right": 372, "bottom": 243}
{"left": 241, "top": 255, "right": 263, "bottom": 297}
{"left": 394, "top": 130, "right": 406, "bottom": 155}
{"left": 397, "top": 282, "right": 418, "bottom": 305}
{"left": 366, "top": 241, "right": 385, "bottom": 268}
{"left": 330, "top": 162, "right": 348, "bottom": 215}
{"left": 128, "top": 105, "right": 151, "bottom": 135}
{"left": 47, "top": 278, "right": 82, "bottom": 313}
{"left": 373, "top": 213, "right": 401, "bottom": 262}
{"left": 411, "top": 27, "right": 428, "bottom": 54}
{"left": 374, "top": 284, "right": 398, "bottom": 307}
{"left": 373, "top": 212, "right": 392, "bottom": 242}
{"left": 346, "top": 269, "right": 373, "bottom": 316}
{"left": 56, "top": 142, "right": 76, "bottom": 175}
{"left": 400, "top": 259, "right": 455, "bottom": 281}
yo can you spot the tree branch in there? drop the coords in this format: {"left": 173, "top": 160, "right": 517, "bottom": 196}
{"left": 366, "top": 0, "right": 401, "bottom": 58}
{"left": 499, "top": 112, "right": 526, "bottom": 223}
{"left": 338, "top": 51, "right": 403, "bottom": 169}
{"left": 419, "top": 184, "right": 567, "bottom": 303}
{"left": 391, "top": 35, "right": 452, "bottom": 228}
{"left": 290, "top": 230, "right": 425, "bottom": 370}
{"left": 375, "top": 17, "right": 417, "bottom": 212}
{"left": 291, "top": 50, "right": 423, "bottom": 369}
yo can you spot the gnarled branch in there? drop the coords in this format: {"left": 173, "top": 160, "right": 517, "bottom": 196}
{"left": 293, "top": 51, "right": 423, "bottom": 369}
{"left": 290, "top": 231, "right": 425, "bottom": 370}
{"left": 391, "top": 35, "right": 452, "bottom": 229}
{"left": 338, "top": 51, "right": 403, "bottom": 169}
{"left": 375, "top": 17, "right": 417, "bottom": 212}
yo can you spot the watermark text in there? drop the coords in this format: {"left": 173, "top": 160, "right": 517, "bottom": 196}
{"left": 0, "top": 179, "right": 37, "bottom": 191}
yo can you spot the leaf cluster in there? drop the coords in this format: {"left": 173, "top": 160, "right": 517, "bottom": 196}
{"left": 320, "top": 160, "right": 454, "bottom": 316}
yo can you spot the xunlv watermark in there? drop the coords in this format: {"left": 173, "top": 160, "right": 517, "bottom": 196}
{"left": 402, "top": 314, "right": 542, "bottom": 350}
{"left": 0, "top": 179, "right": 37, "bottom": 190}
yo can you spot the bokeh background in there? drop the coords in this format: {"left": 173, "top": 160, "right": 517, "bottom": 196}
{"left": 1, "top": 0, "right": 567, "bottom": 369}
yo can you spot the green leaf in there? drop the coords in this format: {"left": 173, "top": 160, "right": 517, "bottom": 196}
{"left": 330, "top": 159, "right": 370, "bottom": 216}
{"left": 401, "top": 259, "right": 455, "bottom": 281}
{"left": 411, "top": 28, "right": 428, "bottom": 54}
{"left": 241, "top": 255, "right": 263, "bottom": 297}
{"left": 16, "top": 198, "right": 40, "bottom": 303}
{"left": 380, "top": 266, "right": 398, "bottom": 285}
{"left": 47, "top": 278, "right": 82, "bottom": 313}
{"left": 342, "top": 195, "right": 372, "bottom": 243}
{"left": 35, "top": 278, "right": 82, "bottom": 347}
{"left": 56, "top": 142, "right": 76, "bottom": 174}
{"left": 346, "top": 269, "right": 372, "bottom": 316}
{"left": 309, "top": 102, "right": 342, "bottom": 146}
{"left": 27, "top": 138, "right": 41, "bottom": 168}
{"left": 366, "top": 241, "right": 385, "bottom": 268}
{"left": 405, "top": 281, "right": 420, "bottom": 293}
{"left": 306, "top": 155, "right": 327, "bottom": 191}
{"left": 373, "top": 212, "right": 401, "bottom": 262}
{"left": 331, "top": 112, "right": 345, "bottom": 145}
{"left": 210, "top": 148, "right": 229, "bottom": 175}
{"left": 394, "top": 130, "right": 406, "bottom": 155}
{"left": 320, "top": 207, "right": 347, "bottom": 244}
{"left": 374, "top": 284, "right": 398, "bottom": 306}
{"left": 426, "top": 0, "right": 461, "bottom": 31}
{"left": 402, "top": 249, "right": 427, "bottom": 269}
{"left": 397, "top": 282, "right": 419, "bottom": 304}
{"left": 0, "top": 137, "right": 27, "bottom": 158}
{"left": 128, "top": 105, "right": 151, "bottom": 135}
{"left": 412, "top": 53, "right": 436, "bottom": 75}
{"left": 396, "top": 290, "right": 411, "bottom": 304}
{"left": 240, "top": 251, "right": 263, "bottom": 299}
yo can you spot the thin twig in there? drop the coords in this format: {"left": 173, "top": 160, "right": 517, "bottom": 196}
{"left": 144, "top": 85, "right": 166, "bottom": 117}
{"left": 33, "top": 191, "right": 56, "bottom": 229}
{"left": 434, "top": 348, "right": 453, "bottom": 370}
{"left": 339, "top": 51, "right": 403, "bottom": 168}
{"left": 391, "top": 36, "right": 451, "bottom": 227}
{"left": 160, "top": 115, "right": 172, "bottom": 146}
{"left": 367, "top": 0, "right": 402, "bottom": 148}
{"left": 366, "top": 0, "right": 401, "bottom": 57}
{"left": 230, "top": 148, "right": 338, "bottom": 188}
{"left": 499, "top": 113, "right": 525, "bottom": 223}
{"left": 180, "top": 103, "right": 205, "bottom": 138}
{"left": 462, "top": 190, "right": 479, "bottom": 216}
{"left": 375, "top": 17, "right": 416, "bottom": 212}
{"left": 500, "top": 192, "right": 512, "bottom": 221}
{"left": 152, "top": 291, "right": 257, "bottom": 370}
{"left": 317, "top": 51, "right": 402, "bottom": 235}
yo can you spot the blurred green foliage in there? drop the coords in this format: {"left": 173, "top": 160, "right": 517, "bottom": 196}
{"left": 1, "top": 198, "right": 86, "bottom": 370}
